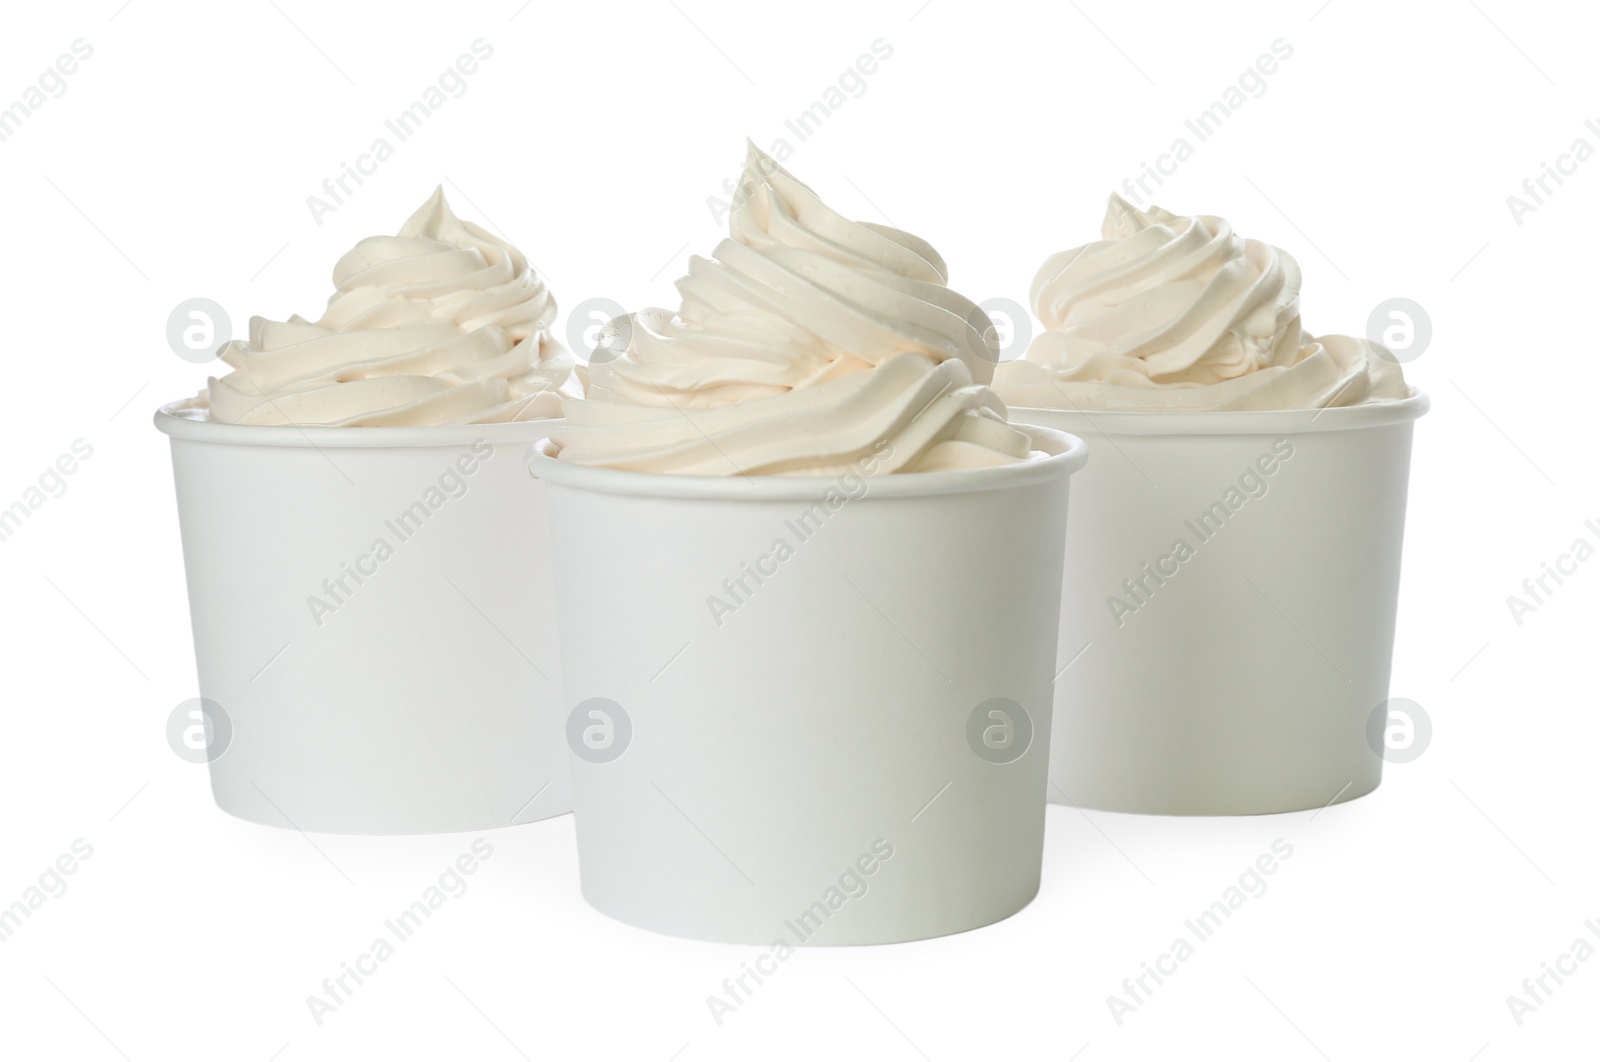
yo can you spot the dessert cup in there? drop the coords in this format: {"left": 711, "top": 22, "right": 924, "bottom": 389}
{"left": 531, "top": 425, "right": 1086, "bottom": 944}
{"left": 1010, "top": 394, "right": 1428, "bottom": 815}
{"left": 157, "top": 403, "right": 568, "bottom": 834}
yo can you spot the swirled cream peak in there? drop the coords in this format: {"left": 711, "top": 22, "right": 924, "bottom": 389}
{"left": 992, "top": 195, "right": 1408, "bottom": 411}
{"left": 552, "top": 143, "right": 1032, "bottom": 475}
{"left": 205, "top": 188, "right": 578, "bottom": 426}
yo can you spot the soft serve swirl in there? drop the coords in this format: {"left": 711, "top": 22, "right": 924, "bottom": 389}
{"left": 551, "top": 143, "right": 1033, "bottom": 475}
{"left": 205, "top": 188, "right": 577, "bottom": 426}
{"left": 992, "top": 196, "right": 1408, "bottom": 411}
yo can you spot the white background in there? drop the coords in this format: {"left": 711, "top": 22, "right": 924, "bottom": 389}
{"left": 2, "top": 0, "right": 1596, "bottom": 1059}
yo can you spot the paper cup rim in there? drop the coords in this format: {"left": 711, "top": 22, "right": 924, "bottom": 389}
{"left": 1006, "top": 388, "right": 1429, "bottom": 436}
{"left": 527, "top": 424, "right": 1087, "bottom": 501}
{"left": 153, "top": 399, "right": 560, "bottom": 449}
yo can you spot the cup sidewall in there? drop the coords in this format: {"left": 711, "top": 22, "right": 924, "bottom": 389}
{"left": 544, "top": 454, "right": 1074, "bottom": 943}
{"left": 1012, "top": 405, "right": 1421, "bottom": 815}
{"left": 163, "top": 422, "right": 568, "bottom": 834}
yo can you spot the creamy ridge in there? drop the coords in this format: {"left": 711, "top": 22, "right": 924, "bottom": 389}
{"left": 552, "top": 144, "right": 1032, "bottom": 475}
{"left": 203, "top": 188, "right": 578, "bottom": 426}
{"left": 992, "top": 196, "right": 1408, "bottom": 411}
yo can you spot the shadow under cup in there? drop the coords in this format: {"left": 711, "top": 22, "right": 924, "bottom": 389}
{"left": 531, "top": 426, "right": 1086, "bottom": 945}
{"left": 1010, "top": 393, "right": 1430, "bottom": 816}
{"left": 155, "top": 404, "right": 569, "bottom": 834}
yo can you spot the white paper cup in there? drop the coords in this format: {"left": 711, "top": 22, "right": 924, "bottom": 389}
{"left": 529, "top": 427, "right": 1086, "bottom": 944}
{"left": 156, "top": 403, "right": 569, "bottom": 834}
{"left": 1010, "top": 394, "right": 1429, "bottom": 815}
